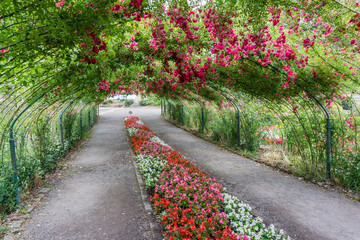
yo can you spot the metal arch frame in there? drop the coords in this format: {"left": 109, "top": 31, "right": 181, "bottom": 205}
{"left": 217, "top": 91, "right": 241, "bottom": 149}
{"left": 9, "top": 92, "right": 47, "bottom": 205}
{"left": 260, "top": 61, "right": 332, "bottom": 179}
{"left": 194, "top": 99, "right": 205, "bottom": 134}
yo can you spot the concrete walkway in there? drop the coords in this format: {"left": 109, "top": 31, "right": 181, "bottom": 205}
{"left": 21, "top": 107, "right": 360, "bottom": 240}
{"left": 22, "top": 108, "right": 158, "bottom": 240}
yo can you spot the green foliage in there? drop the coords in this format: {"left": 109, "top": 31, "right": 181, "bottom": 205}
{"left": 333, "top": 154, "right": 360, "bottom": 191}
{"left": 139, "top": 95, "right": 161, "bottom": 106}
{"left": 0, "top": 0, "right": 360, "bottom": 216}
{"left": 340, "top": 97, "right": 352, "bottom": 111}
{"left": 0, "top": 103, "right": 98, "bottom": 214}
{"left": 102, "top": 99, "right": 113, "bottom": 105}
{"left": 166, "top": 99, "right": 262, "bottom": 152}
{"left": 0, "top": 225, "right": 9, "bottom": 239}
{"left": 241, "top": 110, "right": 262, "bottom": 152}
{"left": 123, "top": 99, "right": 134, "bottom": 107}
{"left": 139, "top": 99, "right": 152, "bottom": 106}
{"left": 210, "top": 110, "right": 238, "bottom": 147}
{"left": 0, "top": 167, "right": 16, "bottom": 213}
{"left": 165, "top": 95, "right": 360, "bottom": 192}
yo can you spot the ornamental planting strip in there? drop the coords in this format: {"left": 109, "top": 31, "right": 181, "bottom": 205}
{"left": 125, "top": 116, "right": 289, "bottom": 240}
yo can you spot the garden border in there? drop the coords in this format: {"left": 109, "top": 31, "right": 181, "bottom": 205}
{"left": 123, "top": 118, "right": 164, "bottom": 239}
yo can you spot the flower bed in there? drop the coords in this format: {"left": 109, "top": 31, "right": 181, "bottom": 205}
{"left": 125, "top": 116, "right": 289, "bottom": 240}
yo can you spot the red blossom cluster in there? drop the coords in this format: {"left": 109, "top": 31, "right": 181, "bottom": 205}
{"left": 167, "top": 7, "right": 199, "bottom": 40}
{"left": 111, "top": 1, "right": 148, "bottom": 21}
{"left": 150, "top": 18, "right": 167, "bottom": 50}
{"left": 96, "top": 78, "right": 111, "bottom": 92}
{"left": 80, "top": 30, "right": 107, "bottom": 65}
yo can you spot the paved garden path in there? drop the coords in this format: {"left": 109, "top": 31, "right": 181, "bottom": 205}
{"left": 21, "top": 107, "right": 360, "bottom": 240}
{"left": 22, "top": 108, "right": 158, "bottom": 240}
{"left": 126, "top": 107, "right": 360, "bottom": 240}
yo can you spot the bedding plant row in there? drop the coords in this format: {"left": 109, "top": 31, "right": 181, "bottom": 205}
{"left": 125, "top": 116, "right": 289, "bottom": 240}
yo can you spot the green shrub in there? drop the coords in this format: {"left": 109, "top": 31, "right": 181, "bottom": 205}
{"left": 140, "top": 99, "right": 152, "bottom": 106}
{"left": 102, "top": 99, "right": 113, "bottom": 105}
{"left": 0, "top": 105, "right": 98, "bottom": 215}
{"left": 124, "top": 99, "right": 134, "bottom": 107}
{"left": 148, "top": 96, "right": 161, "bottom": 106}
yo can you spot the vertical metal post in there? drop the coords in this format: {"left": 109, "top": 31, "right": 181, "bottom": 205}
{"left": 9, "top": 130, "right": 20, "bottom": 205}
{"left": 195, "top": 100, "right": 205, "bottom": 134}
{"left": 9, "top": 92, "right": 46, "bottom": 205}
{"left": 311, "top": 97, "right": 332, "bottom": 179}
{"left": 60, "top": 101, "right": 74, "bottom": 151}
{"left": 326, "top": 118, "right": 331, "bottom": 178}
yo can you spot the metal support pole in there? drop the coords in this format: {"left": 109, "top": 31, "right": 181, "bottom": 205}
{"left": 327, "top": 118, "right": 331, "bottom": 179}
{"left": 195, "top": 100, "right": 205, "bottom": 134}
{"left": 60, "top": 101, "right": 74, "bottom": 151}
{"left": 9, "top": 92, "right": 46, "bottom": 205}
{"left": 312, "top": 97, "right": 332, "bottom": 179}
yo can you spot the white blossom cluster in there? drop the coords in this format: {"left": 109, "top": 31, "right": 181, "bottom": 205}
{"left": 223, "top": 193, "right": 290, "bottom": 240}
{"left": 136, "top": 155, "right": 166, "bottom": 189}
{"left": 126, "top": 127, "right": 138, "bottom": 137}
{"left": 151, "top": 136, "right": 170, "bottom": 147}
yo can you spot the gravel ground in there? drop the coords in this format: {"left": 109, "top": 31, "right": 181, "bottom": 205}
{"left": 125, "top": 107, "right": 360, "bottom": 240}
{"left": 21, "top": 108, "right": 156, "bottom": 240}
{"left": 20, "top": 107, "right": 360, "bottom": 240}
